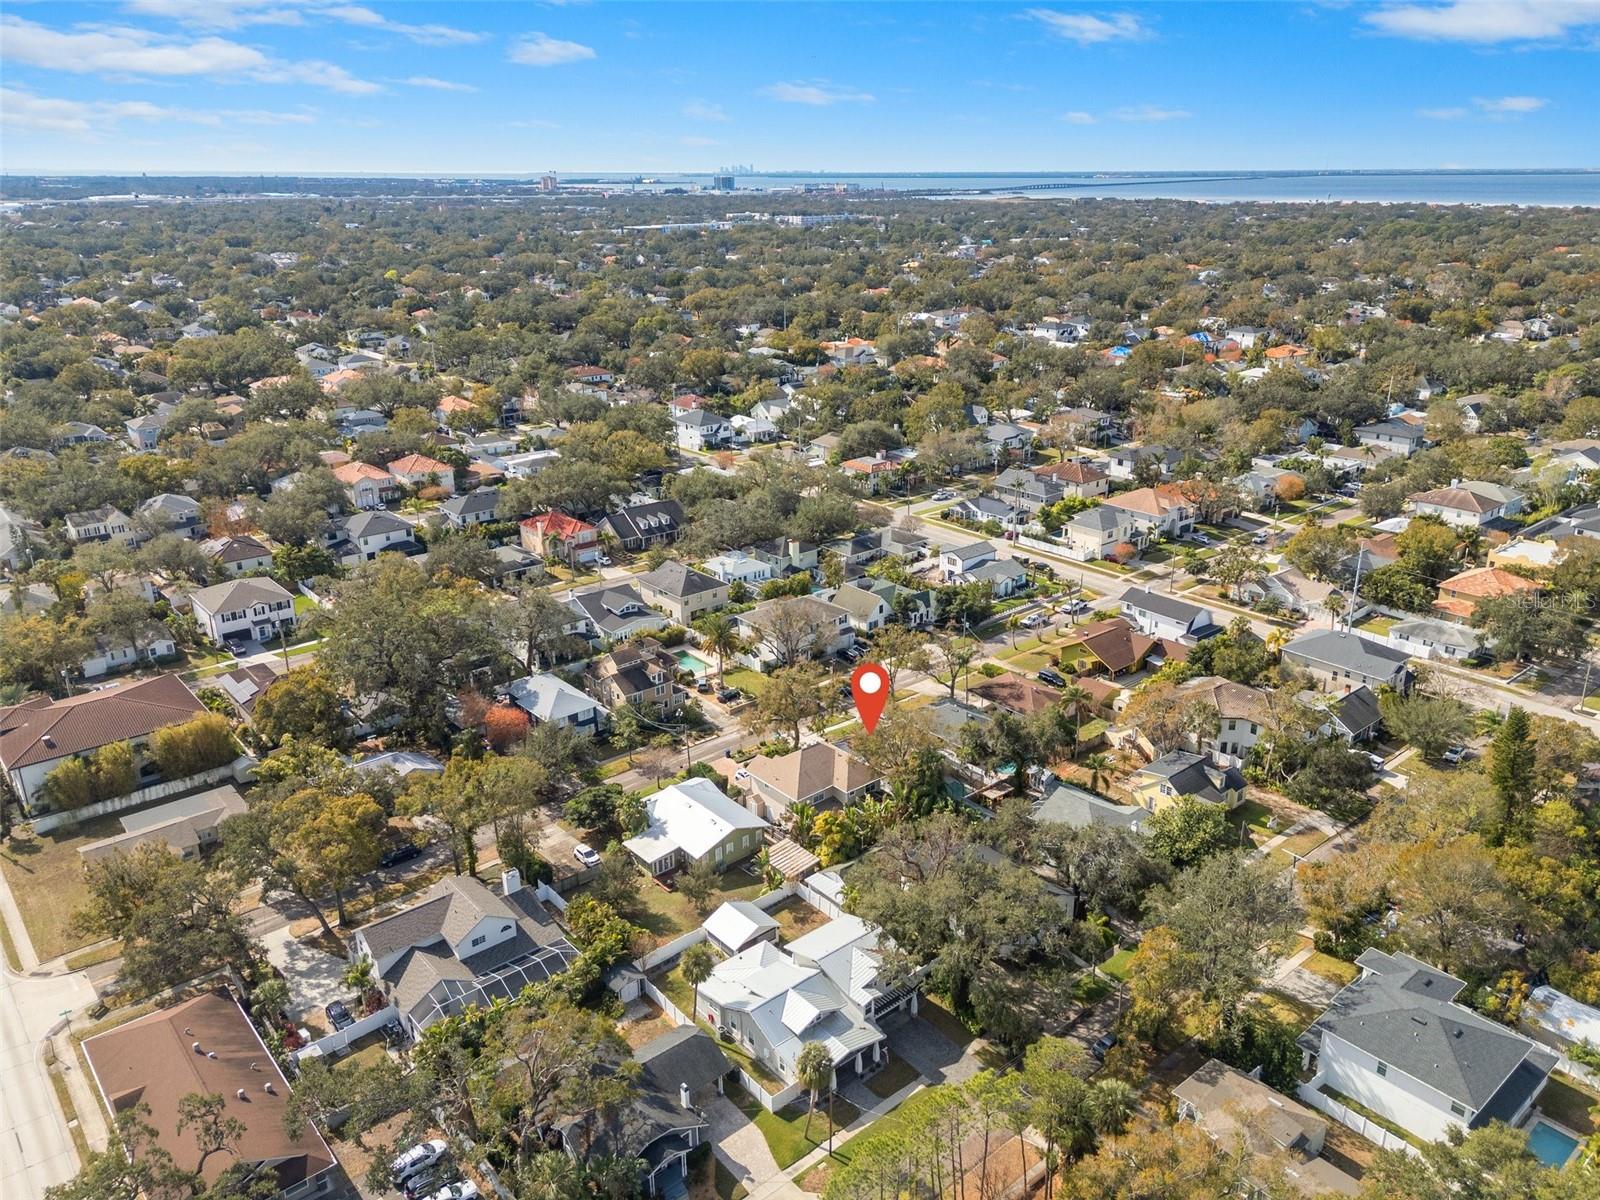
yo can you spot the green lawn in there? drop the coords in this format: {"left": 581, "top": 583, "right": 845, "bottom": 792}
{"left": 1100, "top": 947, "right": 1136, "bottom": 981}
{"left": 0, "top": 818, "right": 123, "bottom": 961}
{"left": 864, "top": 1055, "right": 921, "bottom": 1099}
{"left": 596, "top": 868, "right": 766, "bottom": 946}
{"left": 1252, "top": 990, "right": 1322, "bottom": 1031}
{"left": 1355, "top": 614, "right": 1397, "bottom": 635}
{"left": 1072, "top": 972, "right": 1113, "bottom": 1005}
{"left": 292, "top": 594, "right": 317, "bottom": 615}
{"left": 720, "top": 668, "right": 771, "bottom": 698}
{"left": 1302, "top": 951, "right": 1360, "bottom": 987}
{"left": 728, "top": 1084, "right": 859, "bottom": 1168}
{"left": 1228, "top": 799, "right": 1280, "bottom": 848}
{"left": 1538, "top": 1074, "right": 1599, "bottom": 1135}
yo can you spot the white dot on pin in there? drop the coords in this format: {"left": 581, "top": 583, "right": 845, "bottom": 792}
{"left": 858, "top": 670, "right": 883, "bottom": 695}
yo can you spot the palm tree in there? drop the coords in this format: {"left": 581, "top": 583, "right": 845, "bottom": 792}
{"left": 680, "top": 942, "right": 715, "bottom": 1023}
{"left": 1090, "top": 1078, "right": 1137, "bottom": 1151}
{"left": 1265, "top": 627, "right": 1291, "bottom": 658}
{"left": 1473, "top": 709, "right": 1504, "bottom": 737}
{"left": 1006, "top": 614, "right": 1022, "bottom": 648}
{"left": 754, "top": 846, "right": 784, "bottom": 892}
{"left": 341, "top": 956, "right": 375, "bottom": 1004}
{"left": 787, "top": 801, "right": 818, "bottom": 849}
{"left": 795, "top": 1042, "right": 834, "bottom": 1143}
{"left": 1083, "top": 753, "right": 1113, "bottom": 793}
{"left": 1058, "top": 683, "right": 1093, "bottom": 757}
{"left": 697, "top": 614, "right": 742, "bottom": 684}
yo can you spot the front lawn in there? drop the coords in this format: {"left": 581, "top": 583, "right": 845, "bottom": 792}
{"left": 1302, "top": 951, "right": 1360, "bottom": 988}
{"left": 0, "top": 817, "right": 124, "bottom": 961}
{"left": 728, "top": 1083, "right": 859, "bottom": 1168}
{"left": 1100, "top": 947, "right": 1136, "bottom": 981}
{"left": 720, "top": 668, "right": 771, "bottom": 699}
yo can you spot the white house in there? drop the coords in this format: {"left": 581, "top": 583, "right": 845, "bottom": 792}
{"left": 702, "top": 550, "right": 774, "bottom": 587}
{"left": 1119, "top": 587, "right": 1215, "bottom": 642}
{"left": 64, "top": 505, "right": 139, "bottom": 547}
{"left": 506, "top": 672, "right": 608, "bottom": 735}
{"left": 826, "top": 583, "right": 892, "bottom": 634}
{"left": 622, "top": 777, "right": 769, "bottom": 877}
{"left": 939, "top": 540, "right": 996, "bottom": 581}
{"left": 1406, "top": 481, "right": 1524, "bottom": 529}
{"left": 187, "top": 577, "right": 298, "bottom": 644}
{"left": 673, "top": 409, "right": 734, "bottom": 451}
{"left": 1298, "top": 949, "right": 1556, "bottom": 1146}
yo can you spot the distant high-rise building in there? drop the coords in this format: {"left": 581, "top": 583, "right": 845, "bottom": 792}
{"left": 540, "top": 174, "right": 558, "bottom": 192}
{"left": 712, "top": 174, "right": 735, "bottom": 192}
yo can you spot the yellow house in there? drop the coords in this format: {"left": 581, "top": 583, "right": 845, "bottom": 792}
{"left": 1128, "top": 751, "right": 1246, "bottom": 814}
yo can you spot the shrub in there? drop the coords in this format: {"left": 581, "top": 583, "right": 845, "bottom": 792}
{"left": 150, "top": 713, "right": 237, "bottom": 779}
{"left": 484, "top": 704, "right": 530, "bottom": 752}
{"left": 41, "top": 741, "right": 138, "bottom": 810}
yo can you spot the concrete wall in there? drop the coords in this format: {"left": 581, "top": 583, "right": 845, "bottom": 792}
{"left": 30, "top": 757, "right": 253, "bottom": 833}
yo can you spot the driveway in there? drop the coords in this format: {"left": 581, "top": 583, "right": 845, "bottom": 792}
{"left": 261, "top": 925, "right": 350, "bottom": 1026}
{"left": 882, "top": 1011, "right": 985, "bottom": 1086}
{"left": 703, "top": 1094, "right": 781, "bottom": 1192}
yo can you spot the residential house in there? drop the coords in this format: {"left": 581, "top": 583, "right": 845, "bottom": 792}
{"left": 742, "top": 742, "right": 881, "bottom": 823}
{"left": 840, "top": 454, "right": 898, "bottom": 494}
{"left": 637, "top": 562, "right": 730, "bottom": 624}
{"left": 328, "top": 511, "right": 420, "bottom": 564}
{"left": 566, "top": 583, "right": 671, "bottom": 643}
{"left": 704, "top": 902, "right": 781, "bottom": 956}
{"left": 1388, "top": 618, "right": 1482, "bottom": 662}
{"left": 584, "top": 640, "right": 684, "bottom": 714}
{"left": 674, "top": 408, "right": 734, "bottom": 451}
{"left": 188, "top": 577, "right": 298, "bottom": 644}
{"left": 1488, "top": 538, "right": 1563, "bottom": 573}
{"left": 879, "top": 524, "right": 930, "bottom": 559}
{"left": 1058, "top": 617, "right": 1184, "bottom": 677}
{"left": 702, "top": 550, "right": 774, "bottom": 588}
{"left": 1119, "top": 587, "right": 1215, "bottom": 643}
{"left": 385, "top": 453, "right": 457, "bottom": 496}
{"left": 124, "top": 411, "right": 170, "bottom": 451}
{"left": 1032, "top": 783, "right": 1148, "bottom": 833}
{"left": 961, "top": 558, "right": 1029, "bottom": 598}
{"left": 1032, "top": 460, "right": 1109, "bottom": 499}
{"left": 201, "top": 534, "right": 274, "bottom": 576}
{"left": 1129, "top": 750, "right": 1245, "bottom": 812}
{"left": 1173, "top": 676, "right": 1275, "bottom": 767}
{"left": 981, "top": 422, "right": 1034, "bottom": 462}
{"left": 82, "top": 626, "right": 178, "bottom": 678}
{"left": 749, "top": 537, "right": 819, "bottom": 578}
{"left": 1354, "top": 419, "right": 1427, "bottom": 457}
{"left": 64, "top": 505, "right": 138, "bottom": 547}
{"left": 489, "top": 544, "right": 544, "bottom": 587}
{"left": 507, "top": 672, "right": 609, "bottom": 734}
{"left": 1298, "top": 949, "right": 1557, "bottom": 1145}
{"left": 1241, "top": 567, "right": 1365, "bottom": 625}
{"left": 1434, "top": 565, "right": 1542, "bottom": 621}
{"left": 698, "top": 915, "right": 916, "bottom": 1087}
{"left": 348, "top": 870, "right": 577, "bottom": 1036}
{"left": 331, "top": 460, "right": 400, "bottom": 508}
{"left": 732, "top": 413, "right": 780, "bottom": 443}
{"left": 438, "top": 488, "right": 502, "bottom": 531}
{"left": 1101, "top": 485, "right": 1196, "bottom": 543}
{"left": 623, "top": 777, "right": 769, "bottom": 877}
{"left": 1106, "top": 444, "right": 1181, "bottom": 482}
{"left": 558, "top": 1027, "right": 731, "bottom": 1198}
{"left": 993, "top": 467, "right": 1063, "bottom": 513}
{"left": 0, "top": 674, "right": 208, "bottom": 816}
{"left": 820, "top": 337, "right": 880, "bottom": 367}
{"left": 1282, "top": 629, "right": 1413, "bottom": 694}
{"left": 0, "top": 504, "right": 44, "bottom": 570}
{"left": 1174, "top": 1059, "right": 1358, "bottom": 1197}
{"left": 827, "top": 582, "right": 893, "bottom": 634}
{"left": 1310, "top": 686, "right": 1384, "bottom": 744}
{"left": 1407, "top": 481, "right": 1525, "bottom": 529}
{"left": 78, "top": 784, "right": 247, "bottom": 866}
{"left": 521, "top": 512, "right": 600, "bottom": 565}
{"left": 600, "top": 499, "right": 686, "bottom": 551}
{"left": 83, "top": 991, "right": 338, "bottom": 1200}
{"left": 948, "top": 495, "right": 1023, "bottom": 530}
{"left": 735, "top": 596, "right": 854, "bottom": 668}
{"left": 54, "top": 422, "right": 111, "bottom": 448}
{"left": 939, "top": 540, "right": 997, "bottom": 581}
{"left": 1062, "top": 506, "right": 1139, "bottom": 562}
{"left": 136, "top": 493, "right": 203, "bottom": 539}
{"left": 212, "top": 662, "right": 283, "bottom": 721}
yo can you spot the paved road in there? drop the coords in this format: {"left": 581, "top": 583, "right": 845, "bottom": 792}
{"left": 0, "top": 962, "right": 95, "bottom": 1199}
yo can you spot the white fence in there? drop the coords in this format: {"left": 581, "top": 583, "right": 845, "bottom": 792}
{"left": 30, "top": 757, "right": 254, "bottom": 833}
{"left": 294, "top": 1004, "right": 399, "bottom": 1064}
{"left": 1297, "top": 1080, "right": 1420, "bottom": 1158}
{"left": 631, "top": 881, "right": 799, "bottom": 973}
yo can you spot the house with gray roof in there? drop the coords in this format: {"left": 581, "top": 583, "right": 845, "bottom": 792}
{"left": 636, "top": 561, "right": 729, "bottom": 623}
{"left": 1129, "top": 751, "right": 1246, "bottom": 811}
{"left": 1119, "top": 587, "right": 1216, "bottom": 642}
{"left": 1387, "top": 618, "right": 1482, "bottom": 663}
{"left": 993, "top": 466, "right": 1063, "bottom": 513}
{"left": 1281, "top": 629, "right": 1413, "bottom": 694}
{"left": 506, "top": 672, "right": 608, "bottom": 734}
{"left": 348, "top": 869, "right": 577, "bottom": 1036}
{"left": 566, "top": 583, "right": 670, "bottom": 642}
{"left": 961, "top": 557, "right": 1028, "bottom": 598}
{"left": 1297, "top": 949, "right": 1557, "bottom": 1145}
{"left": 1032, "top": 783, "right": 1148, "bottom": 833}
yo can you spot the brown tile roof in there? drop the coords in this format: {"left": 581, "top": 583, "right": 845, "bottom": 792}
{"left": 745, "top": 742, "right": 880, "bottom": 805}
{"left": 1033, "top": 461, "right": 1108, "bottom": 485}
{"left": 1064, "top": 618, "right": 1154, "bottom": 675}
{"left": 0, "top": 674, "right": 205, "bottom": 770}
{"left": 83, "top": 990, "right": 336, "bottom": 1190}
{"left": 1409, "top": 486, "right": 1498, "bottom": 514}
{"left": 969, "top": 672, "right": 1063, "bottom": 717}
{"left": 1438, "top": 565, "right": 1541, "bottom": 598}
{"left": 386, "top": 453, "right": 452, "bottom": 476}
{"left": 1175, "top": 676, "right": 1274, "bottom": 725}
{"left": 331, "top": 460, "right": 392, "bottom": 484}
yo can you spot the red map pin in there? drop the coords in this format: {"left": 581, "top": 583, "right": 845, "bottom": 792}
{"left": 850, "top": 662, "right": 890, "bottom": 734}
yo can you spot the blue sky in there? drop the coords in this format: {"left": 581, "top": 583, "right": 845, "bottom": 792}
{"left": 2, "top": 1, "right": 1597, "bottom": 174}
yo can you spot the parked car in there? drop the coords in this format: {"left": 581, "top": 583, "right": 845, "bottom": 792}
{"left": 1441, "top": 745, "right": 1469, "bottom": 765}
{"left": 1364, "top": 752, "right": 1387, "bottom": 770}
{"left": 391, "top": 1140, "right": 448, "bottom": 1183}
{"left": 1090, "top": 1033, "right": 1117, "bottom": 1061}
{"left": 931, "top": 489, "right": 955, "bottom": 501}
{"left": 379, "top": 840, "right": 424, "bottom": 869}
{"left": 717, "top": 686, "right": 741, "bottom": 703}
{"left": 573, "top": 843, "right": 601, "bottom": 868}
{"left": 1189, "top": 531, "right": 1213, "bottom": 546}
{"left": 695, "top": 678, "right": 713, "bottom": 693}
{"left": 1020, "top": 612, "right": 1049, "bottom": 629}
{"left": 405, "top": 1170, "right": 457, "bottom": 1200}
{"left": 425, "top": 1184, "right": 480, "bottom": 1200}
{"left": 325, "top": 1001, "right": 353, "bottom": 1031}
{"left": 1037, "top": 668, "right": 1067, "bottom": 688}
{"left": 1251, "top": 531, "right": 1270, "bottom": 545}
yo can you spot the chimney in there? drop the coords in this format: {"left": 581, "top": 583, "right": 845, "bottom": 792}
{"left": 502, "top": 867, "right": 522, "bottom": 896}
{"left": 680, "top": 1083, "right": 692, "bottom": 1110}
{"left": 264, "top": 1081, "right": 276, "bottom": 1095}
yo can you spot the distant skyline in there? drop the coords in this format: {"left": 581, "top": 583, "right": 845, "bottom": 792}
{"left": 2, "top": 1, "right": 1598, "bottom": 175}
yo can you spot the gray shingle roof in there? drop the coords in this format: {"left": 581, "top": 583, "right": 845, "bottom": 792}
{"left": 639, "top": 561, "right": 723, "bottom": 599}
{"left": 1121, "top": 586, "right": 1209, "bottom": 625}
{"left": 1284, "top": 629, "right": 1411, "bottom": 675}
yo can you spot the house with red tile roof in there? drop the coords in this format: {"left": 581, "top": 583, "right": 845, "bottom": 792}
{"left": 521, "top": 511, "right": 599, "bottom": 565}
{"left": 386, "top": 453, "right": 456, "bottom": 495}
{"left": 1435, "top": 565, "right": 1542, "bottom": 620}
{"left": 331, "top": 460, "right": 399, "bottom": 508}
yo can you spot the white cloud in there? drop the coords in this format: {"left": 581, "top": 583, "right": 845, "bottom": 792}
{"left": 1, "top": 85, "right": 313, "bottom": 135}
{"left": 1110, "top": 104, "right": 1190, "bottom": 121}
{"left": 1475, "top": 94, "right": 1547, "bottom": 112}
{"left": 1418, "top": 106, "right": 1468, "bottom": 119}
{"left": 0, "top": 15, "right": 380, "bottom": 93}
{"left": 1025, "top": 9, "right": 1151, "bottom": 45}
{"left": 1365, "top": 1, "right": 1600, "bottom": 43}
{"left": 507, "top": 118, "right": 560, "bottom": 129}
{"left": 683, "top": 98, "right": 729, "bottom": 122}
{"left": 760, "top": 80, "right": 875, "bottom": 106}
{"left": 509, "top": 32, "right": 596, "bottom": 66}
{"left": 680, "top": 135, "right": 717, "bottom": 147}
{"left": 402, "top": 76, "right": 479, "bottom": 93}
{"left": 121, "top": 0, "right": 307, "bottom": 28}
{"left": 323, "top": 5, "right": 483, "bottom": 46}
{"left": 1060, "top": 110, "right": 1097, "bottom": 124}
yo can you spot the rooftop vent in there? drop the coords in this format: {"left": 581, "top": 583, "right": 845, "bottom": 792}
{"left": 192, "top": 1042, "right": 202, "bottom": 1053}
{"left": 236, "top": 1089, "right": 247, "bottom": 1101}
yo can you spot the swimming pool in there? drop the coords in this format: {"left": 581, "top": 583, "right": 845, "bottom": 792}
{"left": 673, "top": 648, "right": 715, "bottom": 677}
{"left": 1526, "top": 1120, "right": 1579, "bottom": 1168}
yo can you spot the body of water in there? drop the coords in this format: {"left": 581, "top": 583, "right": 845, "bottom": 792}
{"left": 652, "top": 170, "right": 1600, "bottom": 207}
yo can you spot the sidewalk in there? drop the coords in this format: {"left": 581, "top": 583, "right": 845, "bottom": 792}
{"left": 743, "top": 1076, "right": 927, "bottom": 1200}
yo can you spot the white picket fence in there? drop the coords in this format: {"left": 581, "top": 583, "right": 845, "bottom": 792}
{"left": 30, "top": 757, "right": 253, "bottom": 833}
{"left": 1297, "top": 1080, "right": 1420, "bottom": 1158}
{"left": 294, "top": 1004, "right": 399, "bottom": 1064}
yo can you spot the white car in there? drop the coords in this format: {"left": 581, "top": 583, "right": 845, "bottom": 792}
{"left": 1020, "top": 613, "right": 1049, "bottom": 629}
{"left": 391, "top": 1139, "right": 448, "bottom": 1181}
{"left": 426, "top": 1184, "right": 479, "bottom": 1200}
{"left": 1364, "top": 752, "right": 1386, "bottom": 770}
{"left": 1189, "top": 532, "right": 1213, "bottom": 546}
{"left": 931, "top": 489, "right": 955, "bottom": 501}
{"left": 1441, "top": 746, "right": 1469, "bottom": 765}
{"left": 596, "top": 554, "right": 613, "bottom": 566}
{"left": 574, "top": 843, "right": 601, "bottom": 868}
